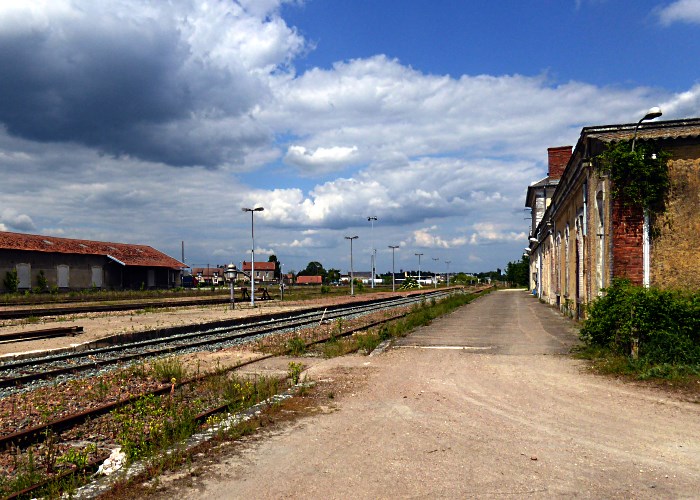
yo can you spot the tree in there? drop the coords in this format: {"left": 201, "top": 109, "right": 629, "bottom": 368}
{"left": 326, "top": 268, "right": 341, "bottom": 284}
{"left": 298, "top": 261, "right": 327, "bottom": 281}
{"left": 505, "top": 256, "right": 529, "bottom": 287}
{"left": 268, "top": 255, "right": 280, "bottom": 278}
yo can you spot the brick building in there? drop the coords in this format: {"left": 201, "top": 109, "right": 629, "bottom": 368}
{"left": 526, "top": 118, "right": 700, "bottom": 318}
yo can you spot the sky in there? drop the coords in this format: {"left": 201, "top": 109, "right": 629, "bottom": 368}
{"left": 1, "top": 0, "right": 700, "bottom": 276}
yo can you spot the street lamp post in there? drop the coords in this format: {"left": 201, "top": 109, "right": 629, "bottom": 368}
{"left": 279, "top": 263, "right": 284, "bottom": 301}
{"left": 388, "top": 245, "right": 399, "bottom": 292}
{"left": 631, "top": 106, "right": 662, "bottom": 289}
{"left": 345, "top": 236, "right": 359, "bottom": 295}
{"left": 367, "top": 216, "right": 377, "bottom": 289}
{"left": 224, "top": 263, "right": 237, "bottom": 310}
{"left": 432, "top": 257, "right": 439, "bottom": 288}
{"left": 445, "top": 260, "right": 451, "bottom": 286}
{"left": 242, "top": 206, "right": 264, "bottom": 307}
{"left": 415, "top": 253, "right": 423, "bottom": 288}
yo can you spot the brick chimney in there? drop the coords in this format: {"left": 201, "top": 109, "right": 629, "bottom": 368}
{"left": 547, "top": 146, "right": 572, "bottom": 180}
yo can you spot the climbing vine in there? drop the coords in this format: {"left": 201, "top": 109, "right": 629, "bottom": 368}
{"left": 595, "top": 140, "right": 671, "bottom": 215}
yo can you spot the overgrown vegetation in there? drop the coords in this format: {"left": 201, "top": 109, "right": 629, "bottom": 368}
{"left": 317, "top": 288, "right": 493, "bottom": 358}
{"left": 578, "top": 279, "right": 700, "bottom": 379}
{"left": 595, "top": 140, "right": 672, "bottom": 215}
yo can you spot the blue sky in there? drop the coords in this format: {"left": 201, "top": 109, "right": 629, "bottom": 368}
{"left": 1, "top": 0, "right": 699, "bottom": 276}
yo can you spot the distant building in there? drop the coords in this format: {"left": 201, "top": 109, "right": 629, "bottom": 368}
{"left": 241, "top": 261, "right": 276, "bottom": 283}
{"left": 191, "top": 266, "right": 226, "bottom": 286}
{"left": 0, "top": 231, "right": 184, "bottom": 292}
{"left": 296, "top": 275, "right": 323, "bottom": 285}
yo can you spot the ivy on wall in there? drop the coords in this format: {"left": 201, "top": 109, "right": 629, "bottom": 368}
{"left": 594, "top": 140, "right": 671, "bottom": 215}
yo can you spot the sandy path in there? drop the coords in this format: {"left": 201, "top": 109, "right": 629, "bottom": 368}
{"left": 154, "top": 290, "right": 700, "bottom": 499}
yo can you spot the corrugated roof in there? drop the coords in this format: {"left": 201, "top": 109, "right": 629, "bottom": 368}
{"left": 0, "top": 231, "right": 184, "bottom": 269}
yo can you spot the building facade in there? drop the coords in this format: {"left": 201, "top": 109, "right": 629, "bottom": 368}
{"left": 0, "top": 231, "right": 184, "bottom": 292}
{"left": 527, "top": 118, "right": 700, "bottom": 319}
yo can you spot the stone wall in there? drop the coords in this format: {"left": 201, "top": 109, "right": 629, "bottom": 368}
{"left": 651, "top": 155, "right": 700, "bottom": 290}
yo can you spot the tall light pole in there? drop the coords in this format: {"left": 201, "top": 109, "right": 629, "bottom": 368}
{"left": 415, "top": 253, "right": 423, "bottom": 288}
{"left": 345, "top": 236, "right": 358, "bottom": 296}
{"left": 631, "top": 106, "right": 662, "bottom": 289}
{"left": 445, "top": 260, "right": 451, "bottom": 286}
{"left": 388, "top": 245, "right": 399, "bottom": 292}
{"left": 432, "top": 257, "right": 439, "bottom": 288}
{"left": 242, "top": 206, "right": 264, "bottom": 307}
{"left": 367, "top": 216, "right": 377, "bottom": 289}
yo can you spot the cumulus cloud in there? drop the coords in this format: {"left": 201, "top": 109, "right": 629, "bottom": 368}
{"left": 656, "top": 0, "right": 700, "bottom": 25}
{"left": 1, "top": 209, "right": 36, "bottom": 231}
{"left": 410, "top": 227, "right": 468, "bottom": 249}
{"left": 285, "top": 145, "right": 359, "bottom": 173}
{"left": 469, "top": 223, "right": 527, "bottom": 245}
{"left": 0, "top": 0, "right": 304, "bottom": 168}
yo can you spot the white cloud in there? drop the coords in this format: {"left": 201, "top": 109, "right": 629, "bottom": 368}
{"left": 284, "top": 145, "right": 359, "bottom": 173}
{"left": 656, "top": 0, "right": 700, "bottom": 25}
{"left": 469, "top": 223, "right": 527, "bottom": 245}
{"left": 0, "top": 209, "right": 35, "bottom": 231}
{"left": 411, "top": 227, "right": 468, "bottom": 249}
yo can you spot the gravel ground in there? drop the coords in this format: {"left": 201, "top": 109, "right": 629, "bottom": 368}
{"left": 143, "top": 290, "right": 700, "bottom": 499}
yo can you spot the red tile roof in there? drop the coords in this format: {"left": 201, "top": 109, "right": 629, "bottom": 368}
{"left": 0, "top": 231, "right": 184, "bottom": 269}
{"left": 241, "top": 261, "right": 276, "bottom": 271}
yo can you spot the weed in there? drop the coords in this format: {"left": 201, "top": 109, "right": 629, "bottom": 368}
{"left": 150, "top": 357, "right": 188, "bottom": 383}
{"left": 286, "top": 335, "right": 307, "bottom": 356}
{"left": 287, "top": 362, "right": 304, "bottom": 384}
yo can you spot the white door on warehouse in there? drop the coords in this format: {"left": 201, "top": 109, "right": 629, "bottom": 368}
{"left": 91, "top": 266, "right": 103, "bottom": 288}
{"left": 16, "top": 263, "right": 31, "bottom": 289}
{"left": 57, "top": 265, "right": 69, "bottom": 288}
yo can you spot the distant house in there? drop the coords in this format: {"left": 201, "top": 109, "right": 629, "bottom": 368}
{"left": 296, "top": 275, "right": 323, "bottom": 285}
{"left": 191, "top": 267, "right": 226, "bottom": 286}
{"left": 0, "top": 231, "right": 184, "bottom": 292}
{"left": 241, "top": 261, "right": 276, "bottom": 283}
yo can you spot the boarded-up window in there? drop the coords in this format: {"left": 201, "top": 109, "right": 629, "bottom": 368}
{"left": 17, "top": 263, "right": 31, "bottom": 289}
{"left": 57, "top": 265, "right": 70, "bottom": 288}
{"left": 91, "top": 266, "right": 103, "bottom": 288}
{"left": 147, "top": 269, "right": 155, "bottom": 288}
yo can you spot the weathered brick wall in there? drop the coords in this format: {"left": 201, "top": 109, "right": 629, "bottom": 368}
{"left": 651, "top": 155, "right": 700, "bottom": 290}
{"left": 611, "top": 199, "right": 644, "bottom": 285}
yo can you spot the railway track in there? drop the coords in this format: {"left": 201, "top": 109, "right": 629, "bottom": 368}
{"left": 0, "top": 287, "right": 488, "bottom": 499}
{"left": 0, "top": 290, "right": 448, "bottom": 395}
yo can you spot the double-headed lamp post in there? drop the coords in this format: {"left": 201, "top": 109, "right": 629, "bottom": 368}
{"left": 388, "top": 245, "right": 399, "bottom": 292}
{"left": 631, "top": 106, "right": 662, "bottom": 289}
{"left": 432, "top": 257, "right": 439, "bottom": 288}
{"left": 415, "top": 253, "right": 423, "bottom": 288}
{"left": 345, "top": 236, "right": 359, "bottom": 295}
{"left": 242, "top": 206, "right": 264, "bottom": 307}
{"left": 224, "top": 263, "right": 238, "bottom": 310}
{"left": 367, "top": 216, "right": 377, "bottom": 288}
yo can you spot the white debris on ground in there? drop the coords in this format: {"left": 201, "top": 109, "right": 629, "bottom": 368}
{"left": 96, "top": 447, "right": 126, "bottom": 476}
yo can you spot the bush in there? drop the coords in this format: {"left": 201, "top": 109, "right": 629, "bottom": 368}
{"left": 3, "top": 270, "right": 19, "bottom": 293}
{"left": 580, "top": 279, "right": 700, "bottom": 365}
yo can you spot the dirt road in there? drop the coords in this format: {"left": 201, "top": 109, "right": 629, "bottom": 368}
{"left": 155, "top": 290, "right": 700, "bottom": 498}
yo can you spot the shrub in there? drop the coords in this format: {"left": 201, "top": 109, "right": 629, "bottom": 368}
{"left": 286, "top": 335, "right": 307, "bottom": 356}
{"left": 580, "top": 279, "right": 700, "bottom": 365}
{"left": 3, "top": 270, "right": 19, "bottom": 293}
